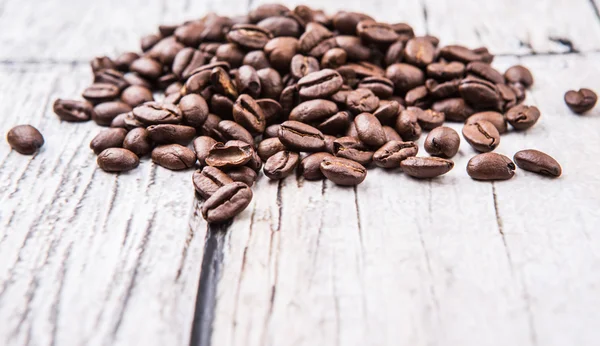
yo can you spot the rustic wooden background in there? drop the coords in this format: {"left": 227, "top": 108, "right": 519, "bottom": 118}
{"left": 1, "top": 0, "right": 600, "bottom": 345}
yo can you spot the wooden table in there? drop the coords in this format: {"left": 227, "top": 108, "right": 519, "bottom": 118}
{"left": 1, "top": 0, "right": 600, "bottom": 345}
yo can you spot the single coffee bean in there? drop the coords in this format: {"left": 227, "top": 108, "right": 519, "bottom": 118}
{"left": 227, "top": 166, "right": 258, "bottom": 187}
{"left": 130, "top": 57, "right": 163, "bottom": 80}
{"left": 385, "top": 63, "right": 425, "bottom": 94}
{"left": 232, "top": 94, "right": 266, "bottom": 135}
{"left": 147, "top": 124, "right": 196, "bottom": 145}
{"left": 333, "top": 136, "right": 374, "bottom": 166}
{"left": 123, "top": 128, "right": 153, "bottom": 157}
{"left": 263, "top": 37, "right": 299, "bottom": 71}
{"left": 374, "top": 100, "right": 401, "bottom": 125}
{"left": 97, "top": 148, "right": 139, "bottom": 172}
{"left": 417, "top": 109, "right": 445, "bottom": 130}
{"left": 425, "top": 79, "right": 460, "bottom": 99}
{"left": 264, "top": 124, "right": 281, "bottom": 138}
{"left": 90, "top": 128, "right": 127, "bottom": 155}
{"left": 373, "top": 141, "right": 419, "bottom": 168}
{"left": 249, "top": 3, "right": 290, "bottom": 22}
{"left": 466, "top": 111, "right": 507, "bottom": 133}
{"left": 345, "top": 62, "right": 384, "bottom": 79}
{"left": 513, "top": 149, "right": 562, "bottom": 177}
{"left": 227, "top": 24, "right": 273, "bottom": 50}
{"left": 263, "top": 151, "right": 300, "bottom": 180}
{"left": 91, "top": 56, "right": 116, "bottom": 73}
{"left": 346, "top": 88, "right": 380, "bottom": 114}
{"left": 336, "top": 36, "right": 371, "bottom": 62}
{"left": 466, "top": 61, "right": 504, "bottom": 84}
{"left": 383, "top": 126, "right": 403, "bottom": 142}
{"left": 257, "top": 137, "right": 287, "bottom": 161}
{"left": 53, "top": 99, "right": 94, "bottom": 122}
{"left": 459, "top": 76, "right": 501, "bottom": 108}
{"left": 354, "top": 113, "right": 386, "bottom": 148}
{"left": 332, "top": 11, "right": 374, "bottom": 35}
{"left": 299, "top": 152, "right": 334, "bottom": 180}
{"left": 93, "top": 101, "right": 133, "bottom": 126}
{"left": 356, "top": 20, "right": 399, "bottom": 44}
{"left": 510, "top": 82, "right": 526, "bottom": 103}
{"left": 431, "top": 98, "right": 475, "bottom": 122}
{"left": 205, "top": 141, "right": 254, "bottom": 168}
{"left": 210, "top": 94, "right": 235, "bottom": 119}
{"left": 564, "top": 88, "right": 597, "bottom": 114}
{"left": 290, "top": 54, "right": 320, "bottom": 79}
{"left": 439, "top": 45, "right": 487, "bottom": 64}
{"left": 236, "top": 65, "right": 261, "bottom": 98}
{"left": 94, "top": 69, "right": 129, "bottom": 91}
{"left": 257, "top": 67, "right": 283, "bottom": 99}
{"left": 152, "top": 144, "right": 197, "bottom": 170}
{"left": 148, "top": 37, "right": 185, "bottom": 66}
{"left": 133, "top": 102, "right": 183, "bottom": 125}
{"left": 82, "top": 83, "right": 120, "bottom": 104}
{"left": 297, "top": 69, "right": 343, "bottom": 99}
{"left": 467, "top": 152, "right": 516, "bottom": 181}
{"left": 317, "top": 111, "right": 351, "bottom": 135}
{"left": 462, "top": 120, "right": 500, "bottom": 152}
{"left": 504, "top": 65, "right": 534, "bottom": 88}
{"left": 121, "top": 85, "right": 153, "bottom": 107}
{"left": 357, "top": 77, "right": 394, "bottom": 99}
{"left": 158, "top": 24, "right": 178, "bottom": 37}
{"left": 321, "top": 48, "right": 347, "bottom": 69}
{"left": 404, "top": 37, "right": 436, "bottom": 67}
{"left": 110, "top": 113, "right": 128, "bottom": 128}
{"left": 497, "top": 84, "right": 517, "bottom": 111}
{"left": 193, "top": 166, "right": 235, "bottom": 199}
{"left": 424, "top": 126, "right": 460, "bottom": 158}
{"left": 400, "top": 157, "right": 454, "bottom": 178}
{"left": 193, "top": 136, "right": 218, "bottom": 166}
{"left": 117, "top": 112, "right": 144, "bottom": 130}
{"left": 124, "top": 72, "right": 153, "bottom": 89}
{"left": 257, "top": 99, "right": 283, "bottom": 124}
{"left": 279, "top": 120, "right": 325, "bottom": 152}
{"left": 384, "top": 40, "right": 405, "bottom": 66}
{"left": 216, "top": 120, "right": 253, "bottom": 144}
{"left": 174, "top": 22, "right": 204, "bottom": 47}
{"left": 290, "top": 99, "right": 338, "bottom": 123}
{"left": 299, "top": 22, "right": 336, "bottom": 57}
{"left": 211, "top": 66, "right": 239, "bottom": 100}
{"left": 505, "top": 105, "right": 541, "bottom": 131}
{"left": 427, "top": 61, "right": 465, "bottom": 81}
{"left": 114, "top": 52, "right": 140, "bottom": 71}
{"left": 172, "top": 48, "right": 206, "bottom": 79}
{"left": 141, "top": 34, "right": 161, "bottom": 52}
{"left": 320, "top": 156, "right": 367, "bottom": 186}
{"left": 179, "top": 94, "right": 209, "bottom": 128}
{"left": 330, "top": 88, "right": 352, "bottom": 104}
{"left": 243, "top": 50, "right": 271, "bottom": 70}
{"left": 6, "top": 125, "right": 44, "bottom": 155}
{"left": 257, "top": 16, "right": 301, "bottom": 37}
{"left": 395, "top": 108, "right": 422, "bottom": 141}
{"left": 324, "top": 134, "right": 336, "bottom": 154}
{"left": 201, "top": 182, "right": 253, "bottom": 223}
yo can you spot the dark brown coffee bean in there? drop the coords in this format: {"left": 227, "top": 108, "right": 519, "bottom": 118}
{"left": 564, "top": 88, "right": 597, "bottom": 114}
{"left": 395, "top": 108, "right": 422, "bottom": 141}
{"left": 497, "top": 83, "right": 517, "bottom": 110}
{"left": 159, "top": 24, "right": 178, "bottom": 37}
{"left": 439, "top": 45, "right": 487, "bottom": 64}
{"left": 243, "top": 50, "right": 271, "bottom": 70}
{"left": 124, "top": 73, "right": 153, "bottom": 89}
{"left": 133, "top": 102, "right": 183, "bottom": 125}
{"left": 91, "top": 56, "right": 116, "bottom": 73}
{"left": 431, "top": 98, "right": 475, "bottom": 122}
{"left": 467, "top": 153, "right": 516, "bottom": 181}
{"left": 425, "top": 79, "right": 460, "bottom": 99}
{"left": 466, "top": 62, "right": 504, "bottom": 84}
{"left": 505, "top": 105, "right": 541, "bottom": 130}
{"left": 317, "top": 111, "right": 351, "bottom": 135}
{"left": 330, "top": 88, "right": 352, "bottom": 104}
{"left": 384, "top": 40, "right": 405, "bottom": 66}
{"left": 90, "top": 128, "right": 127, "bottom": 155}
{"left": 405, "top": 86, "right": 430, "bottom": 108}
{"left": 427, "top": 62, "right": 466, "bottom": 81}
{"left": 333, "top": 136, "right": 374, "bottom": 166}
{"left": 232, "top": 94, "right": 266, "bottom": 135}
{"left": 216, "top": 120, "right": 254, "bottom": 145}
{"left": 227, "top": 166, "right": 258, "bottom": 187}
{"left": 193, "top": 166, "right": 235, "bottom": 199}
{"left": 257, "top": 99, "right": 283, "bottom": 124}
{"left": 299, "top": 152, "right": 334, "bottom": 180}
{"left": 53, "top": 99, "right": 94, "bottom": 122}
{"left": 335, "top": 36, "right": 371, "bottom": 62}
{"left": 97, "top": 148, "right": 139, "bottom": 172}
{"left": 211, "top": 66, "right": 239, "bottom": 100}
{"left": 258, "top": 16, "right": 301, "bottom": 37}
{"left": 290, "top": 99, "right": 338, "bottom": 123}
{"left": 249, "top": 3, "right": 290, "bottom": 22}
{"left": 130, "top": 57, "right": 163, "bottom": 80}
{"left": 210, "top": 94, "right": 234, "bottom": 119}
{"left": 175, "top": 22, "right": 205, "bottom": 47}
{"left": 320, "top": 156, "right": 367, "bottom": 186}
{"left": 141, "top": 34, "right": 161, "bottom": 52}
{"left": 94, "top": 69, "right": 129, "bottom": 91}
{"left": 236, "top": 65, "right": 261, "bottom": 98}
{"left": 504, "top": 65, "right": 534, "bottom": 88}
{"left": 415, "top": 110, "right": 443, "bottom": 131}
{"left": 401, "top": 157, "right": 454, "bottom": 178}
{"left": 257, "top": 68, "right": 283, "bottom": 99}
{"left": 193, "top": 136, "right": 218, "bottom": 166}
{"left": 227, "top": 24, "right": 273, "bottom": 50}
{"left": 6, "top": 125, "right": 44, "bottom": 155}
{"left": 264, "top": 151, "right": 300, "bottom": 180}
{"left": 152, "top": 144, "right": 196, "bottom": 170}
{"left": 373, "top": 141, "right": 418, "bottom": 168}
{"left": 93, "top": 101, "right": 133, "bottom": 126}
{"left": 459, "top": 77, "right": 501, "bottom": 108}
{"left": 466, "top": 111, "right": 507, "bottom": 133}
{"left": 264, "top": 37, "right": 299, "bottom": 71}
{"left": 205, "top": 141, "right": 254, "bottom": 168}
{"left": 332, "top": 11, "right": 373, "bottom": 35}
{"left": 510, "top": 82, "right": 526, "bottom": 103}
{"left": 297, "top": 69, "right": 343, "bottom": 99}
{"left": 290, "top": 54, "right": 320, "bottom": 79}
{"left": 462, "top": 120, "right": 500, "bottom": 152}
{"left": 404, "top": 37, "right": 436, "bottom": 67}
{"left": 321, "top": 48, "right": 347, "bottom": 69}
{"left": 201, "top": 182, "right": 253, "bottom": 223}
{"left": 114, "top": 112, "right": 144, "bottom": 130}
{"left": 346, "top": 88, "right": 380, "bottom": 114}
{"left": 147, "top": 37, "right": 185, "bottom": 66}
{"left": 123, "top": 128, "right": 152, "bottom": 157}
{"left": 179, "top": 94, "right": 209, "bottom": 128}
{"left": 257, "top": 137, "right": 287, "bottom": 161}
{"left": 323, "top": 135, "right": 336, "bottom": 154}
{"left": 357, "top": 20, "right": 399, "bottom": 44}
{"left": 214, "top": 43, "right": 245, "bottom": 68}
{"left": 147, "top": 124, "right": 196, "bottom": 145}
{"left": 374, "top": 101, "right": 401, "bottom": 125}
{"left": 82, "top": 83, "right": 120, "bottom": 104}
{"left": 385, "top": 63, "right": 425, "bottom": 94}
{"left": 264, "top": 124, "right": 281, "bottom": 138}
{"left": 424, "top": 127, "right": 460, "bottom": 158}
{"left": 354, "top": 113, "right": 386, "bottom": 148}
{"left": 198, "top": 16, "right": 234, "bottom": 42}
{"left": 172, "top": 48, "right": 206, "bottom": 79}
{"left": 279, "top": 120, "right": 325, "bottom": 152}
{"left": 121, "top": 85, "right": 153, "bottom": 107}
{"left": 513, "top": 149, "right": 561, "bottom": 177}
{"left": 391, "top": 22, "right": 415, "bottom": 42}
{"left": 383, "top": 126, "right": 403, "bottom": 142}
{"left": 357, "top": 77, "right": 394, "bottom": 99}
{"left": 299, "top": 23, "right": 336, "bottom": 58}
{"left": 343, "top": 62, "right": 385, "bottom": 79}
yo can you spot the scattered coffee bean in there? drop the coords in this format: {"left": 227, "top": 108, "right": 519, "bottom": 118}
{"left": 123, "top": 128, "right": 153, "bottom": 157}
{"left": 467, "top": 152, "right": 516, "bottom": 181}
{"left": 466, "top": 111, "right": 507, "bottom": 134}
{"left": 90, "top": 128, "right": 127, "bottom": 155}
{"left": 279, "top": 120, "right": 325, "bottom": 152}
{"left": 417, "top": 109, "right": 445, "bottom": 130}
{"left": 346, "top": 88, "right": 380, "bottom": 114}
{"left": 333, "top": 136, "right": 374, "bottom": 166}
{"left": 97, "top": 148, "right": 139, "bottom": 172}
{"left": 257, "top": 137, "right": 287, "bottom": 161}
{"left": 83, "top": 83, "right": 120, "bottom": 104}
{"left": 93, "top": 101, "right": 133, "bottom": 126}
{"left": 505, "top": 105, "right": 540, "bottom": 131}
{"left": 147, "top": 124, "right": 196, "bottom": 145}
{"left": 395, "top": 108, "right": 422, "bottom": 141}
{"left": 462, "top": 120, "right": 500, "bottom": 153}
{"left": 121, "top": 85, "right": 154, "bottom": 107}
{"left": 564, "top": 88, "right": 597, "bottom": 114}
{"left": 298, "top": 69, "right": 343, "bottom": 99}
{"left": 179, "top": 94, "right": 209, "bottom": 128}
{"left": 193, "top": 136, "right": 218, "bottom": 166}
{"left": 299, "top": 152, "right": 333, "bottom": 180}
{"left": 320, "top": 156, "right": 367, "bottom": 186}
{"left": 205, "top": 141, "right": 254, "bottom": 168}
{"left": 264, "top": 151, "right": 300, "bottom": 180}
{"left": 504, "top": 65, "right": 534, "bottom": 87}
{"left": 400, "top": 157, "right": 454, "bottom": 178}
{"left": 201, "top": 182, "right": 253, "bottom": 223}
{"left": 424, "top": 127, "right": 460, "bottom": 158}
{"left": 6, "top": 125, "right": 44, "bottom": 155}
{"left": 233, "top": 94, "right": 266, "bottom": 135}
{"left": 373, "top": 141, "right": 418, "bottom": 168}
{"left": 152, "top": 144, "right": 197, "bottom": 170}
{"left": 193, "top": 166, "right": 235, "bottom": 199}
{"left": 53, "top": 99, "right": 94, "bottom": 122}
{"left": 227, "top": 166, "right": 258, "bottom": 186}
{"left": 513, "top": 149, "right": 562, "bottom": 177}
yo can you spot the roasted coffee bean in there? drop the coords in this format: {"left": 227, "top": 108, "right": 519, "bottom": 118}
{"left": 346, "top": 88, "right": 380, "bottom": 114}
{"left": 323, "top": 134, "right": 336, "bottom": 154}
{"left": 152, "top": 144, "right": 196, "bottom": 170}
{"left": 214, "top": 43, "right": 245, "bottom": 68}
{"left": 257, "top": 137, "right": 287, "bottom": 161}
{"left": 383, "top": 126, "right": 403, "bottom": 142}
{"left": 357, "top": 77, "right": 394, "bottom": 99}
{"left": 462, "top": 120, "right": 500, "bottom": 153}
{"left": 466, "top": 62, "right": 504, "bottom": 84}
{"left": 91, "top": 56, "right": 116, "bottom": 73}
{"left": 459, "top": 77, "right": 501, "bottom": 108}
{"left": 130, "top": 57, "right": 163, "bottom": 80}
{"left": 373, "top": 141, "right": 418, "bottom": 168}
{"left": 279, "top": 120, "right": 325, "bottom": 152}
{"left": 121, "top": 85, "right": 153, "bottom": 107}
{"left": 401, "top": 157, "right": 454, "bottom": 178}
{"left": 113, "top": 112, "right": 144, "bottom": 130}
{"left": 227, "top": 166, "right": 258, "bottom": 186}
{"left": 211, "top": 66, "right": 238, "bottom": 100}
{"left": 514, "top": 149, "right": 561, "bottom": 177}
{"left": 236, "top": 65, "right": 261, "bottom": 98}
{"left": 205, "top": 141, "right": 254, "bottom": 168}
{"left": 216, "top": 120, "right": 253, "bottom": 145}
{"left": 201, "top": 182, "right": 253, "bottom": 223}
{"left": 466, "top": 111, "right": 507, "bottom": 133}
{"left": 356, "top": 20, "right": 399, "bottom": 44}
{"left": 415, "top": 109, "right": 443, "bottom": 130}
{"left": 83, "top": 83, "right": 120, "bottom": 104}
{"left": 93, "top": 101, "right": 133, "bottom": 126}
{"left": 299, "top": 152, "right": 334, "bottom": 180}
{"left": 94, "top": 69, "right": 129, "bottom": 91}
{"left": 345, "top": 121, "right": 358, "bottom": 138}
{"left": 335, "top": 36, "right": 370, "bottom": 62}
{"left": 564, "top": 88, "right": 597, "bottom": 114}
{"left": 193, "top": 136, "right": 218, "bottom": 166}
{"left": 424, "top": 127, "right": 460, "bottom": 158}
{"left": 249, "top": 3, "right": 290, "bottom": 22}
{"left": 505, "top": 105, "right": 541, "bottom": 130}
{"left": 431, "top": 98, "right": 475, "bottom": 122}
{"left": 141, "top": 34, "right": 161, "bottom": 52}
{"left": 299, "top": 23, "right": 336, "bottom": 57}
{"left": 232, "top": 94, "right": 266, "bottom": 134}
{"left": 97, "top": 148, "right": 139, "bottom": 172}
{"left": 172, "top": 48, "right": 206, "bottom": 79}
{"left": 333, "top": 136, "right": 374, "bottom": 166}
{"left": 156, "top": 73, "right": 179, "bottom": 90}
{"left": 497, "top": 83, "right": 517, "bottom": 110}
{"left": 391, "top": 22, "right": 415, "bottom": 42}
{"left": 123, "top": 128, "right": 152, "bottom": 157}
{"left": 427, "top": 61, "right": 465, "bottom": 81}
{"left": 257, "top": 68, "right": 283, "bottom": 99}
{"left": 243, "top": 50, "right": 271, "bottom": 70}
{"left": 257, "top": 99, "right": 283, "bottom": 124}
{"left": 395, "top": 108, "right": 422, "bottom": 141}
{"left": 158, "top": 24, "right": 178, "bottom": 37}
{"left": 504, "top": 65, "right": 534, "bottom": 88}
{"left": 90, "top": 128, "right": 127, "bottom": 155}
{"left": 53, "top": 99, "right": 94, "bottom": 122}
{"left": 404, "top": 37, "right": 436, "bottom": 67}
{"left": 439, "top": 45, "right": 487, "bottom": 64}
{"left": 227, "top": 24, "right": 273, "bottom": 50}
{"left": 510, "top": 82, "right": 526, "bottom": 103}
{"left": 332, "top": 11, "right": 373, "bottom": 35}
{"left": 148, "top": 37, "right": 185, "bottom": 66}
{"left": 264, "top": 151, "right": 300, "bottom": 180}
{"left": 317, "top": 111, "right": 351, "bottom": 135}
{"left": 133, "top": 102, "right": 182, "bottom": 125}
{"left": 384, "top": 40, "right": 405, "bottom": 66}
{"left": 107, "top": 112, "right": 128, "bottom": 129}
{"left": 264, "top": 37, "right": 299, "bottom": 71}
{"left": 291, "top": 55, "right": 320, "bottom": 80}
{"left": 321, "top": 48, "right": 347, "bottom": 69}
{"left": 425, "top": 79, "right": 460, "bottom": 99}
{"left": 264, "top": 124, "right": 281, "bottom": 138}
{"left": 386, "top": 63, "right": 425, "bottom": 94}
{"left": 147, "top": 124, "right": 196, "bottom": 145}
{"left": 258, "top": 16, "right": 301, "bottom": 37}
{"left": 290, "top": 99, "right": 338, "bottom": 123}
{"left": 124, "top": 73, "right": 153, "bottom": 89}
{"left": 209, "top": 94, "right": 234, "bottom": 119}
{"left": 297, "top": 69, "right": 343, "bottom": 99}
{"left": 320, "top": 156, "right": 367, "bottom": 186}
{"left": 193, "top": 166, "right": 235, "bottom": 199}
{"left": 179, "top": 94, "right": 209, "bottom": 128}
{"left": 354, "top": 113, "right": 386, "bottom": 147}
{"left": 6, "top": 125, "right": 44, "bottom": 155}
{"left": 374, "top": 101, "right": 401, "bottom": 125}
{"left": 175, "top": 22, "right": 205, "bottom": 47}
{"left": 405, "top": 86, "right": 429, "bottom": 108}
{"left": 330, "top": 88, "right": 352, "bottom": 104}
{"left": 467, "top": 152, "right": 516, "bottom": 180}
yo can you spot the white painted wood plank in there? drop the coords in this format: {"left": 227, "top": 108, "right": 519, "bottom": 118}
{"left": 0, "top": 64, "right": 207, "bottom": 346}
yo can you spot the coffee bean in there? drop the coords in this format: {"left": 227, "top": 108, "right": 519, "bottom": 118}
{"left": 130, "top": 57, "right": 163, "bottom": 80}
{"left": 264, "top": 37, "right": 299, "bottom": 71}
{"left": 227, "top": 166, "right": 258, "bottom": 186}
{"left": 148, "top": 37, "right": 184, "bottom": 66}
{"left": 264, "top": 124, "right": 281, "bottom": 138}
{"left": 400, "top": 157, "right": 454, "bottom": 178}
{"left": 175, "top": 22, "right": 205, "bottom": 47}
{"left": 133, "top": 102, "right": 183, "bottom": 125}
{"left": 374, "top": 100, "right": 401, "bottom": 125}
{"left": 504, "top": 65, "right": 533, "bottom": 88}
{"left": 462, "top": 120, "right": 500, "bottom": 152}
{"left": 321, "top": 48, "right": 347, "bottom": 69}
{"left": 385, "top": 40, "right": 405, "bottom": 66}
{"left": 395, "top": 108, "right": 422, "bottom": 141}
{"left": 227, "top": 24, "right": 273, "bottom": 50}
{"left": 158, "top": 24, "right": 178, "bottom": 37}
{"left": 405, "top": 86, "right": 429, "bottom": 108}
{"left": 354, "top": 113, "right": 386, "bottom": 148}
{"left": 216, "top": 120, "right": 253, "bottom": 144}
{"left": 513, "top": 149, "right": 561, "bottom": 177}
{"left": 236, "top": 65, "right": 261, "bottom": 98}
{"left": 466, "top": 62, "right": 504, "bottom": 84}
{"left": 243, "top": 50, "right": 271, "bottom": 70}
{"left": 90, "top": 128, "right": 127, "bottom": 154}
{"left": 427, "top": 61, "right": 465, "bottom": 81}
{"left": 91, "top": 56, "right": 116, "bottom": 73}
{"left": 373, "top": 141, "right": 419, "bottom": 168}
{"left": 115, "top": 52, "right": 139, "bottom": 71}
{"left": 205, "top": 141, "right": 254, "bottom": 168}
{"left": 121, "top": 85, "right": 154, "bottom": 107}
{"left": 425, "top": 79, "right": 460, "bottom": 100}
{"left": 249, "top": 3, "right": 290, "bottom": 22}
{"left": 466, "top": 111, "right": 507, "bottom": 133}
{"left": 214, "top": 43, "right": 245, "bottom": 68}
{"left": 258, "top": 16, "right": 301, "bottom": 38}
{"left": 179, "top": 94, "right": 209, "bottom": 128}
{"left": 459, "top": 76, "right": 501, "bottom": 109}
{"left": 320, "top": 156, "right": 367, "bottom": 186}
{"left": 257, "top": 99, "right": 283, "bottom": 124}
{"left": 264, "top": 151, "right": 300, "bottom": 180}
{"left": 201, "top": 182, "right": 253, "bottom": 223}
{"left": 299, "top": 152, "right": 333, "bottom": 180}
{"left": 53, "top": 99, "right": 94, "bottom": 122}
{"left": 357, "top": 77, "right": 394, "bottom": 99}
{"left": 346, "top": 88, "right": 380, "bottom": 114}
{"left": 193, "top": 136, "right": 218, "bottom": 166}
{"left": 299, "top": 23, "right": 336, "bottom": 58}
{"left": 297, "top": 69, "right": 343, "bottom": 99}
{"left": 94, "top": 69, "right": 129, "bottom": 91}
{"left": 424, "top": 127, "right": 460, "bottom": 158}
{"left": 417, "top": 109, "right": 445, "bottom": 130}
{"left": 257, "top": 137, "right": 287, "bottom": 161}
{"left": 467, "top": 152, "right": 516, "bottom": 181}
{"left": 123, "top": 128, "right": 153, "bottom": 157}
{"left": 404, "top": 37, "right": 436, "bottom": 67}
{"left": 152, "top": 144, "right": 197, "bottom": 170}
{"left": 290, "top": 54, "right": 320, "bottom": 79}
{"left": 383, "top": 126, "right": 403, "bottom": 142}
{"left": 113, "top": 112, "right": 143, "bottom": 130}
{"left": 147, "top": 124, "right": 196, "bottom": 145}
{"left": 93, "top": 101, "right": 133, "bottom": 126}
{"left": 257, "top": 68, "right": 283, "bottom": 99}
{"left": 209, "top": 94, "right": 233, "bottom": 119}
{"left": 332, "top": 11, "right": 373, "bottom": 35}
{"left": 211, "top": 67, "right": 239, "bottom": 100}
{"left": 356, "top": 20, "right": 399, "bottom": 44}
{"left": 97, "top": 148, "right": 139, "bottom": 172}
{"left": 564, "top": 88, "right": 597, "bottom": 114}
{"left": 290, "top": 99, "right": 338, "bottom": 123}
{"left": 279, "top": 120, "right": 325, "bottom": 152}
{"left": 385, "top": 63, "right": 425, "bottom": 94}
{"left": 141, "top": 34, "right": 161, "bottom": 52}
{"left": 124, "top": 73, "right": 153, "bottom": 89}
{"left": 232, "top": 94, "right": 266, "bottom": 135}
{"left": 6, "top": 125, "right": 44, "bottom": 155}
{"left": 431, "top": 98, "right": 475, "bottom": 122}
{"left": 324, "top": 135, "right": 336, "bottom": 154}
{"left": 192, "top": 166, "right": 235, "bottom": 199}
{"left": 336, "top": 36, "right": 371, "bottom": 62}
{"left": 333, "top": 136, "right": 374, "bottom": 166}
{"left": 497, "top": 84, "right": 517, "bottom": 110}
{"left": 83, "top": 83, "right": 120, "bottom": 104}
{"left": 391, "top": 22, "right": 415, "bottom": 42}
{"left": 505, "top": 105, "right": 541, "bottom": 131}
{"left": 172, "top": 48, "right": 206, "bottom": 79}
{"left": 317, "top": 111, "right": 351, "bottom": 135}
{"left": 439, "top": 45, "right": 487, "bottom": 64}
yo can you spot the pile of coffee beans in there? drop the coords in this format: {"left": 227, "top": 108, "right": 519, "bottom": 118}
{"left": 6, "top": 4, "right": 597, "bottom": 223}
